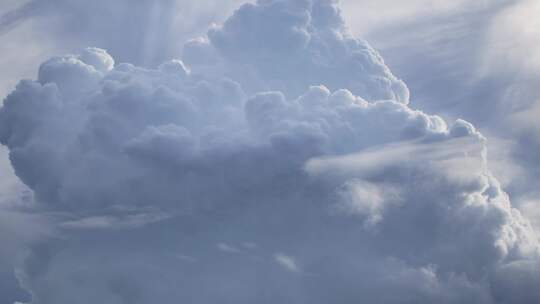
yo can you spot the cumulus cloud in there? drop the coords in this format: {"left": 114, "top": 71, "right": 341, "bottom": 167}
{"left": 0, "top": 0, "right": 539, "bottom": 303}
{"left": 202, "top": 0, "right": 409, "bottom": 102}
{"left": 343, "top": 0, "right": 540, "bottom": 233}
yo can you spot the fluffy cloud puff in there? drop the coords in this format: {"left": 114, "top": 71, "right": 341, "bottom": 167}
{"left": 189, "top": 0, "right": 409, "bottom": 103}
{"left": 353, "top": 0, "right": 540, "bottom": 232}
{"left": 0, "top": 0, "right": 539, "bottom": 303}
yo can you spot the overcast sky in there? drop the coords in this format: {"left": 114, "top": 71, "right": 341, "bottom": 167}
{"left": 0, "top": 1, "right": 539, "bottom": 303}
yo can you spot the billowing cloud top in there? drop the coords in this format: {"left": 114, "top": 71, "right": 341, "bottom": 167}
{"left": 0, "top": 0, "right": 539, "bottom": 303}
{"left": 190, "top": 0, "right": 410, "bottom": 103}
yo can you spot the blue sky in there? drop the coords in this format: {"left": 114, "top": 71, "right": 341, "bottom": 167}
{"left": 0, "top": 0, "right": 539, "bottom": 303}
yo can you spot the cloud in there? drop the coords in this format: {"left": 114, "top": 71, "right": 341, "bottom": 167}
{"left": 481, "top": 0, "right": 540, "bottom": 74}
{"left": 0, "top": 0, "right": 539, "bottom": 303}
{"left": 59, "top": 211, "right": 171, "bottom": 230}
{"left": 274, "top": 253, "right": 300, "bottom": 273}
{"left": 0, "top": 210, "right": 50, "bottom": 304}
{"left": 204, "top": 0, "right": 409, "bottom": 102}
{"left": 341, "top": 0, "right": 540, "bottom": 233}
{"left": 0, "top": 0, "right": 246, "bottom": 103}
{"left": 217, "top": 243, "right": 241, "bottom": 254}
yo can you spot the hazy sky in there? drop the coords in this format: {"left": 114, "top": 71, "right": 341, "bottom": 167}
{"left": 0, "top": 1, "right": 539, "bottom": 303}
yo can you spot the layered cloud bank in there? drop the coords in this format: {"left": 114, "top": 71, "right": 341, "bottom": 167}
{"left": 0, "top": 0, "right": 539, "bottom": 303}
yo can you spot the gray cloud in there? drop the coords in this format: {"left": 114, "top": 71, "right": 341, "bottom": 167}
{"left": 0, "top": 0, "right": 539, "bottom": 303}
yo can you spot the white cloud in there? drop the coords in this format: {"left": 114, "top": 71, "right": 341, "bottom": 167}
{"left": 275, "top": 253, "right": 300, "bottom": 273}
{"left": 217, "top": 243, "right": 241, "bottom": 254}
{"left": 60, "top": 212, "right": 171, "bottom": 230}
{"left": 335, "top": 180, "right": 400, "bottom": 226}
